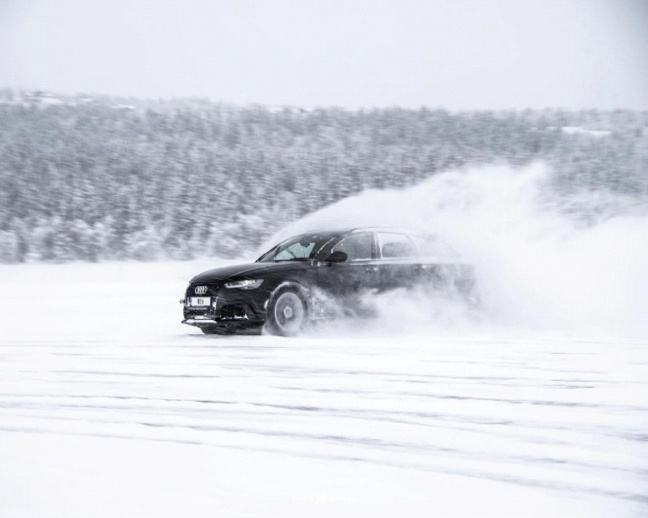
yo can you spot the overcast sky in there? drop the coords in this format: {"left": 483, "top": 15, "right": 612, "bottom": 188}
{"left": 0, "top": 0, "right": 646, "bottom": 109}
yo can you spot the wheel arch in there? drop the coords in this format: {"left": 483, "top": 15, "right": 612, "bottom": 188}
{"left": 268, "top": 280, "right": 312, "bottom": 309}
{"left": 264, "top": 281, "right": 312, "bottom": 336}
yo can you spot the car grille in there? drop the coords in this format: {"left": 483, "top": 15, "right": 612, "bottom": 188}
{"left": 220, "top": 304, "right": 248, "bottom": 320}
{"left": 187, "top": 284, "right": 220, "bottom": 297}
{"left": 185, "top": 307, "right": 211, "bottom": 316}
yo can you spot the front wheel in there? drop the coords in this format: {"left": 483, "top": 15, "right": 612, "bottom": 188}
{"left": 265, "top": 289, "right": 308, "bottom": 336}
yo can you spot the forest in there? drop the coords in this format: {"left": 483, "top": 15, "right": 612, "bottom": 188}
{"left": 0, "top": 89, "right": 646, "bottom": 263}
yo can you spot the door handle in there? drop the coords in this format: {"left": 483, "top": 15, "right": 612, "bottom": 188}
{"left": 365, "top": 266, "right": 379, "bottom": 272}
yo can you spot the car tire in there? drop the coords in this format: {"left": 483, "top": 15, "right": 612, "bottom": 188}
{"left": 265, "top": 288, "right": 309, "bottom": 336}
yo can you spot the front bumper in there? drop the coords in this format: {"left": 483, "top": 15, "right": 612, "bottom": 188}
{"left": 182, "top": 283, "right": 268, "bottom": 329}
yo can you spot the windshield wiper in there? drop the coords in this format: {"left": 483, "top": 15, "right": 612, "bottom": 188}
{"left": 274, "top": 258, "right": 309, "bottom": 262}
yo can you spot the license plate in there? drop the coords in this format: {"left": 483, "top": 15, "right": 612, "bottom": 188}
{"left": 189, "top": 297, "right": 211, "bottom": 307}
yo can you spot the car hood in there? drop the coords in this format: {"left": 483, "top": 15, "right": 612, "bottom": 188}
{"left": 190, "top": 261, "right": 307, "bottom": 284}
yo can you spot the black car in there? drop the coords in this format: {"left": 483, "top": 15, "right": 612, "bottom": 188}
{"left": 181, "top": 228, "right": 476, "bottom": 336}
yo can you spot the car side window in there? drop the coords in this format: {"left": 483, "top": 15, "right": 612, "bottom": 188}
{"left": 377, "top": 232, "right": 417, "bottom": 259}
{"left": 331, "top": 232, "right": 373, "bottom": 261}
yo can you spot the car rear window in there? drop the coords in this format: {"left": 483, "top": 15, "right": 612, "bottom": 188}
{"left": 376, "top": 232, "right": 418, "bottom": 258}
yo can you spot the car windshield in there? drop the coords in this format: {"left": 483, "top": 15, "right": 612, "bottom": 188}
{"left": 257, "top": 233, "right": 336, "bottom": 262}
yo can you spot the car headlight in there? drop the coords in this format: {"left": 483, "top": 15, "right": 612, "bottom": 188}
{"left": 224, "top": 279, "right": 264, "bottom": 290}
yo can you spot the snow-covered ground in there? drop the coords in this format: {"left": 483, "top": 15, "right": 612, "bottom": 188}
{"left": 0, "top": 260, "right": 646, "bottom": 517}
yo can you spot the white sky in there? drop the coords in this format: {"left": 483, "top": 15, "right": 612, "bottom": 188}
{"left": 0, "top": 0, "right": 646, "bottom": 109}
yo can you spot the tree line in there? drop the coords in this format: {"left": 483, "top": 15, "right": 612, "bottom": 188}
{"left": 0, "top": 89, "right": 646, "bottom": 263}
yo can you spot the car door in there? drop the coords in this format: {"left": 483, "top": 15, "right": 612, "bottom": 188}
{"left": 317, "top": 231, "right": 380, "bottom": 297}
{"left": 375, "top": 231, "right": 420, "bottom": 291}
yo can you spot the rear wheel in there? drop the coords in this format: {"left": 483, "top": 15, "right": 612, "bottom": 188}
{"left": 265, "top": 289, "right": 308, "bottom": 336}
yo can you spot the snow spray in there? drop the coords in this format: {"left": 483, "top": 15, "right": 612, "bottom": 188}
{"left": 260, "top": 164, "right": 648, "bottom": 337}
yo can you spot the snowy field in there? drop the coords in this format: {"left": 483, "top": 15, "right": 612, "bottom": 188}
{"left": 0, "top": 260, "right": 647, "bottom": 517}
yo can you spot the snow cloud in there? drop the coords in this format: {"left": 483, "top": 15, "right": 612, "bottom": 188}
{"left": 268, "top": 164, "right": 648, "bottom": 337}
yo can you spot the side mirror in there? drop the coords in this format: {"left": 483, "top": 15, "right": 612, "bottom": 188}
{"left": 325, "top": 251, "right": 348, "bottom": 263}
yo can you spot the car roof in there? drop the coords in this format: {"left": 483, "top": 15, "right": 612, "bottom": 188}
{"left": 298, "top": 227, "right": 428, "bottom": 237}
